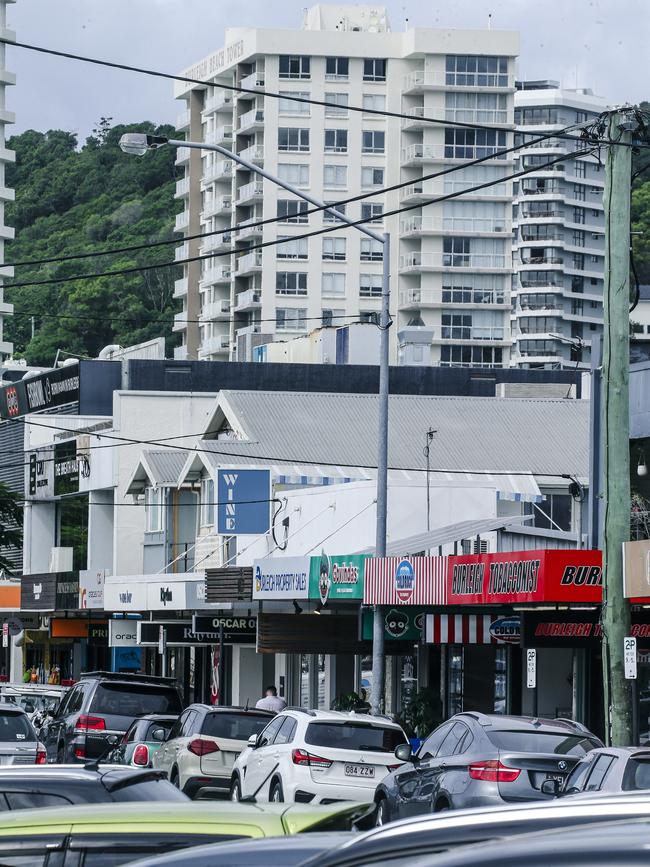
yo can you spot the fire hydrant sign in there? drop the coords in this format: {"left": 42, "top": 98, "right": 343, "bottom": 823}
{"left": 526, "top": 648, "right": 537, "bottom": 688}
{"left": 624, "top": 636, "right": 638, "bottom": 679}
{"left": 217, "top": 469, "right": 270, "bottom": 535}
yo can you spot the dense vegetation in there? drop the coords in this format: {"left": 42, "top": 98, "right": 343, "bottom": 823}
{"left": 632, "top": 102, "right": 650, "bottom": 287}
{"left": 4, "top": 120, "right": 181, "bottom": 365}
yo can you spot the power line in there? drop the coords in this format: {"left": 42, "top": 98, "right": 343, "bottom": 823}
{"left": 10, "top": 310, "right": 367, "bottom": 327}
{"left": 5, "top": 148, "right": 593, "bottom": 290}
{"left": 5, "top": 124, "right": 590, "bottom": 270}
{"left": 2, "top": 37, "right": 636, "bottom": 149}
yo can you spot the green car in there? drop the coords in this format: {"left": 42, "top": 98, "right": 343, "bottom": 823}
{"left": 106, "top": 714, "right": 177, "bottom": 767}
{"left": 0, "top": 800, "right": 372, "bottom": 865}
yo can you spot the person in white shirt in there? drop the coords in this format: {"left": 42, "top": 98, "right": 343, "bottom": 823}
{"left": 255, "top": 685, "right": 287, "bottom": 712}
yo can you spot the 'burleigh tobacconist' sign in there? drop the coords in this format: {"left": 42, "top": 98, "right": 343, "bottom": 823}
{"left": 364, "top": 549, "right": 603, "bottom": 606}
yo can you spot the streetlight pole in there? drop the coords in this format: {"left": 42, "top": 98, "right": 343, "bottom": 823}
{"left": 120, "top": 132, "right": 392, "bottom": 714}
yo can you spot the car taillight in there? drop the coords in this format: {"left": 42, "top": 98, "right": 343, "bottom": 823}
{"left": 73, "top": 746, "right": 86, "bottom": 759}
{"left": 35, "top": 744, "right": 46, "bottom": 765}
{"left": 387, "top": 763, "right": 403, "bottom": 771}
{"left": 468, "top": 760, "right": 521, "bottom": 783}
{"left": 74, "top": 715, "right": 106, "bottom": 732}
{"left": 132, "top": 744, "right": 150, "bottom": 766}
{"left": 291, "top": 749, "right": 333, "bottom": 768}
{"left": 187, "top": 738, "right": 220, "bottom": 757}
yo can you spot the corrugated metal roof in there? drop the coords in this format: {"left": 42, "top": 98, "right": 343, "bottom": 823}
{"left": 142, "top": 450, "right": 187, "bottom": 486}
{"left": 355, "top": 515, "right": 533, "bottom": 556}
{"left": 199, "top": 391, "right": 589, "bottom": 479}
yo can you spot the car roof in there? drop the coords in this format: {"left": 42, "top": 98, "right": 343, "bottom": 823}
{"left": 455, "top": 712, "right": 593, "bottom": 734}
{"left": 582, "top": 745, "right": 650, "bottom": 757}
{"left": 130, "top": 714, "right": 179, "bottom": 723}
{"left": 185, "top": 704, "right": 274, "bottom": 715}
{"left": 0, "top": 765, "right": 160, "bottom": 781}
{"left": 287, "top": 709, "right": 403, "bottom": 727}
{"left": 0, "top": 706, "right": 28, "bottom": 717}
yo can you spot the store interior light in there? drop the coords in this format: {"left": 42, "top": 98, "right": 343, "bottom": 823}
{"left": 638, "top": 450, "right": 648, "bottom": 477}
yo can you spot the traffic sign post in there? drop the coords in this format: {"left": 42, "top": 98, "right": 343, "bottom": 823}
{"left": 158, "top": 625, "right": 167, "bottom": 677}
{"left": 526, "top": 649, "right": 537, "bottom": 689}
{"left": 624, "top": 636, "right": 637, "bottom": 679}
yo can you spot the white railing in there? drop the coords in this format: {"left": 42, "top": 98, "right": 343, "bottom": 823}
{"left": 400, "top": 182, "right": 425, "bottom": 199}
{"left": 201, "top": 300, "right": 231, "bottom": 320}
{"left": 400, "top": 216, "right": 511, "bottom": 235}
{"left": 240, "top": 71, "right": 265, "bottom": 91}
{"left": 200, "top": 232, "right": 233, "bottom": 252}
{"left": 445, "top": 108, "right": 510, "bottom": 125}
{"left": 444, "top": 178, "right": 509, "bottom": 197}
{"left": 203, "top": 92, "right": 232, "bottom": 114}
{"left": 403, "top": 70, "right": 515, "bottom": 90}
{"left": 173, "top": 311, "right": 187, "bottom": 331}
{"left": 176, "top": 110, "right": 190, "bottom": 130}
{"left": 238, "top": 108, "right": 264, "bottom": 131}
{"left": 174, "top": 210, "right": 189, "bottom": 232}
{"left": 206, "top": 125, "right": 233, "bottom": 145}
{"left": 235, "top": 288, "right": 262, "bottom": 310}
{"left": 402, "top": 143, "right": 509, "bottom": 163}
{"left": 174, "top": 177, "right": 190, "bottom": 198}
{"left": 438, "top": 325, "right": 507, "bottom": 341}
{"left": 200, "top": 265, "right": 232, "bottom": 284}
{"left": 237, "top": 219, "right": 263, "bottom": 239}
{"left": 400, "top": 253, "right": 508, "bottom": 270}
{"left": 174, "top": 243, "right": 189, "bottom": 263}
{"left": 238, "top": 144, "right": 265, "bottom": 164}
{"left": 236, "top": 251, "right": 263, "bottom": 273}
{"left": 173, "top": 277, "right": 188, "bottom": 299}
{"left": 200, "top": 334, "right": 230, "bottom": 354}
{"left": 399, "top": 288, "right": 509, "bottom": 307}
{"left": 175, "top": 147, "right": 190, "bottom": 165}
{"left": 236, "top": 180, "right": 264, "bottom": 203}
{"left": 201, "top": 195, "right": 232, "bottom": 218}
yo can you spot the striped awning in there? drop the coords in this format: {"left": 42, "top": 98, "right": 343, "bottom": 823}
{"left": 425, "top": 614, "right": 495, "bottom": 645}
{"left": 364, "top": 556, "right": 448, "bottom": 606}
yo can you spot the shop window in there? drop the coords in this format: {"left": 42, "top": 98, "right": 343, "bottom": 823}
{"left": 58, "top": 495, "right": 88, "bottom": 571}
{"left": 461, "top": 538, "right": 489, "bottom": 554}
{"left": 528, "top": 492, "right": 572, "bottom": 531}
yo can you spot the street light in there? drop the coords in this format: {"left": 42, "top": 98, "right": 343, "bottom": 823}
{"left": 120, "top": 129, "right": 391, "bottom": 714}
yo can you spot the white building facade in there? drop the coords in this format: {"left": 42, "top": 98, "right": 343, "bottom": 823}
{"left": 511, "top": 81, "right": 608, "bottom": 368}
{"left": 0, "top": 0, "right": 14, "bottom": 358}
{"left": 173, "top": 5, "right": 519, "bottom": 367}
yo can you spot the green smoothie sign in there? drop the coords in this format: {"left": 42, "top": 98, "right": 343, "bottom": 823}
{"left": 308, "top": 553, "right": 366, "bottom": 604}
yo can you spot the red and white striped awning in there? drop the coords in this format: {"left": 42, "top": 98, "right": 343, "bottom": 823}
{"left": 425, "top": 614, "right": 495, "bottom": 645}
{"left": 364, "top": 556, "right": 448, "bottom": 606}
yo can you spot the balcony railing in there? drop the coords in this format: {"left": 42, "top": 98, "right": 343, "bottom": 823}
{"left": 237, "top": 219, "right": 263, "bottom": 240}
{"left": 234, "top": 288, "right": 262, "bottom": 311}
{"left": 175, "top": 147, "right": 190, "bottom": 166}
{"left": 201, "top": 195, "right": 232, "bottom": 219}
{"left": 400, "top": 182, "right": 425, "bottom": 200}
{"left": 399, "top": 287, "right": 509, "bottom": 307}
{"left": 238, "top": 144, "right": 265, "bottom": 165}
{"left": 174, "top": 243, "right": 189, "bottom": 263}
{"left": 202, "top": 160, "right": 233, "bottom": 185}
{"left": 439, "top": 325, "right": 507, "bottom": 341}
{"left": 205, "top": 125, "right": 233, "bottom": 146}
{"left": 200, "top": 232, "right": 233, "bottom": 253}
{"left": 173, "top": 277, "right": 188, "bottom": 299}
{"left": 240, "top": 71, "right": 265, "bottom": 91}
{"left": 174, "top": 210, "right": 189, "bottom": 232}
{"left": 236, "top": 180, "right": 264, "bottom": 204}
{"left": 400, "top": 216, "right": 510, "bottom": 235}
{"left": 201, "top": 299, "right": 231, "bottom": 320}
{"left": 238, "top": 108, "right": 264, "bottom": 132}
{"left": 174, "top": 177, "right": 190, "bottom": 199}
{"left": 203, "top": 92, "right": 232, "bottom": 114}
{"left": 172, "top": 311, "right": 187, "bottom": 332}
{"left": 176, "top": 110, "right": 190, "bottom": 130}
{"left": 200, "top": 265, "right": 232, "bottom": 284}
{"left": 236, "top": 251, "right": 263, "bottom": 273}
{"left": 445, "top": 108, "right": 509, "bottom": 125}
{"left": 518, "top": 209, "right": 564, "bottom": 219}
{"left": 403, "top": 70, "right": 515, "bottom": 91}
{"left": 400, "top": 252, "right": 508, "bottom": 270}
{"left": 519, "top": 255, "right": 564, "bottom": 265}
{"left": 200, "top": 334, "right": 230, "bottom": 355}
{"left": 444, "top": 178, "right": 509, "bottom": 197}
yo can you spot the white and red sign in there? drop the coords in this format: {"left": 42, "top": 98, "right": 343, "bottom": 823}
{"left": 364, "top": 549, "right": 603, "bottom": 606}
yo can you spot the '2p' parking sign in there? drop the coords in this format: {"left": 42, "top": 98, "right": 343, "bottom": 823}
{"left": 217, "top": 469, "right": 271, "bottom": 536}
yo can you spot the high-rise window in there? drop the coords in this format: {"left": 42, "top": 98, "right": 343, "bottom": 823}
{"left": 276, "top": 307, "right": 308, "bottom": 330}
{"left": 325, "top": 56, "right": 349, "bottom": 80}
{"left": 322, "top": 273, "right": 346, "bottom": 297}
{"left": 363, "top": 58, "right": 387, "bottom": 81}
{"left": 278, "top": 91, "right": 310, "bottom": 115}
{"left": 324, "top": 93, "right": 348, "bottom": 117}
{"left": 279, "top": 55, "right": 311, "bottom": 79}
{"left": 444, "top": 128, "right": 507, "bottom": 159}
{"left": 445, "top": 55, "right": 508, "bottom": 87}
{"left": 321, "top": 309, "right": 346, "bottom": 326}
{"left": 277, "top": 199, "right": 309, "bottom": 224}
{"left": 276, "top": 272, "right": 308, "bottom": 295}
{"left": 278, "top": 164, "right": 309, "bottom": 187}
{"left": 323, "top": 202, "right": 347, "bottom": 223}
{"left": 360, "top": 239, "right": 383, "bottom": 261}
{"left": 278, "top": 128, "right": 310, "bottom": 152}
{"left": 324, "top": 129, "right": 348, "bottom": 153}
{"left": 362, "top": 130, "right": 385, "bottom": 153}
{"left": 322, "top": 237, "right": 346, "bottom": 261}
{"left": 362, "top": 94, "right": 386, "bottom": 112}
{"left": 324, "top": 165, "right": 347, "bottom": 187}
{"left": 276, "top": 236, "right": 309, "bottom": 260}
{"left": 361, "top": 202, "right": 383, "bottom": 223}
{"left": 360, "top": 274, "right": 382, "bottom": 297}
{"left": 361, "top": 167, "right": 385, "bottom": 187}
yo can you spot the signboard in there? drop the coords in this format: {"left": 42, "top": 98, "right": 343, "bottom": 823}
{"left": 217, "top": 469, "right": 270, "bottom": 535}
{"left": 253, "top": 557, "right": 310, "bottom": 601}
{"left": 21, "top": 574, "right": 56, "bottom": 612}
{"left": 192, "top": 614, "right": 257, "bottom": 643}
{"left": 139, "top": 617, "right": 257, "bottom": 647}
{"left": 53, "top": 441, "right": 79, "bottom": 496}
{"left": 104, "top": 581, "right": 148, "bottom": 612}
{"left": 79, "top": 570, "right": 105, "bottom": 610}
{"left": 55, "top": 573, "right": 80, "bottom": 610}
{"left": 309, "top": 553, "right": 366, "bottom": 604}
{"left": 88, "top": 622, "right": 108, "bottom": 644}
{"left": 158, "top": 625, "right": 166, "bottom": 656}
{"left": 424, "top": 614, "right": 520, "bottom": 645}
{"left": 624, "top": 636, "right": 638, "bottom": 679}
{"left": 205, "top": 567, "right": 253, "bottom": 604}
{"left": 526, "top": 649, "right": 537, "bottom": 688}
{"left": 104, "top": 574, "right": 201, "bottom": 612}
{"left": 27, "top": 447, "right": 54, "bottom": 499}
{"left": 623, "top": 539, "right": 650, "bottom": 598}
{"left": 3, "top": 616, "right": 22, "bottom": 636}
{"left": 3, "top": 623, "right": 8, "bottom": 648}
{"left": 522, "top": 609, "right": 650, "bottom": 648}
{"left": 0, "top": 364, "right": 80, "bottom": 420}
{"left": 364, "top": 550, "right": 603, "bottom": 606}
{"left": 362, "top": 607, "right": 426, "bottom": 642}
{"left": 108, "top": 619, "right": 139, "bottom": 647}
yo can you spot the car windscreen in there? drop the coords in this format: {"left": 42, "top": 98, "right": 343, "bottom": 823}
{"left": 486, "top": 730, "right": 599, "bottom": 756}
{"left": 201, "top": 712, "right": 271, "bottom": 740}
{"left": 144, "top": 719, "right": 175, "bottom": 741}
{"left": 110, "top": 779, "right": 189, "bottom": 802}
{"left": 0, "top": 712, "right": 35, "bottom": 742}
{"left": 305, "top": 722, "right": 407, "bottom": 753}
{"left": 90, "top": 684, "right": 182, "bottom": 717}
{"left": 1, "top": 694, "right": 60, "bottom": 715}
{"left": 622, "top": 757, "right": 650, "bottom": 790}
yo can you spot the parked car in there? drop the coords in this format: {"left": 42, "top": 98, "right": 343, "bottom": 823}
{"left": 301, "top": 791, "right": 650, "bottom": 867}
{"left": 374, "top": 713, "right": 602, "bottom": 823}
{"left": 0, "top": 800, "right": 373, "bottom": 865}
{"left": 0, "top": 683, "right": 67, "bottom": 723}
{"left": 106, "top": 714, "right": 177, "bottom": 768}
{"left": 543, "top": 746, "right": 650, "bottom": 797}
{"left": 153, "top": 704, "right": 275, "bottom": 796}
{"left": 0, "top": 765, "right": 188, "bottom": 810}
{"left": 40, "top": 671, "right": 183, "bottom": 763}
{"left": 231, "top": 709, "right": 408, "bottom": 805}
{"left": 0, "top": 706, "right": 46, "bottom": 766}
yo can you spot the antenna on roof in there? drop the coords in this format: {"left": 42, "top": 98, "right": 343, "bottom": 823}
{"left": 488, "top": 12, "right": 492, "bottom": 30}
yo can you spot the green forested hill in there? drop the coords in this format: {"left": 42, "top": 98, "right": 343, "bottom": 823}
{"left": 4, "top": 120, "right": 181, "bottom": 365}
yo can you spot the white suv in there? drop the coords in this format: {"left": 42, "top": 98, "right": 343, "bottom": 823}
{"left": 230, "top": 709, "right": 408, "bottom": 804}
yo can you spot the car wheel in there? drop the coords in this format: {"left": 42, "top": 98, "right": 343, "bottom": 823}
{"left": 375, "top": 798, "right": 388, "bottom": 826}
{"left": 230, "top": 777, "right": 242, "bottom": 802}
{"left": 269, "top": 779, "right": 284, "bottom": 803}
{"left": 434, "top": 799, "right": 450, "bottom": 812}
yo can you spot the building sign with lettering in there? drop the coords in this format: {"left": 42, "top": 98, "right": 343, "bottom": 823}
{"left": 27, "top": 447, "right": 55, "bottom": 499}
{"left": 217, "top": 469, "right": 270, "bottom": 535}
{"left": 0, "top": 365, "right": 80, "bottom": 420}
{"left": 308, "top": 553, "right": 366, "bottom": 604}
{"left": 252, "top": 557, "right": 310, "bottom": 600}
{"left": 139, "top": 616, "right": 257, "bottom": 646}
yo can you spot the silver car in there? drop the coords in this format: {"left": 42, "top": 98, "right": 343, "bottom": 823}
{"left": 0, "top": 706, "right": 46, "bottom": 766}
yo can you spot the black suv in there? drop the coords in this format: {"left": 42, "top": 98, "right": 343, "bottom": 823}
{"left": 40, "top": 672, "right": 183, "bottom": 763}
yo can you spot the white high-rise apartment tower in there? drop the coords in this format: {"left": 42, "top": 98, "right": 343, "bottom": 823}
{"left": 173, "top": 5, "right": 518, "bottom": 366}
{"left": 511, "top": 81, "right": 607, "bottom": 369}
{"left": 0, "top": 0, "right": 14, "bottom": 359}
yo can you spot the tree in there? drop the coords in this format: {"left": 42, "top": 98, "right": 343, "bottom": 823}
{"left": 0, "top": 483, "right": 22, "bottom": 575}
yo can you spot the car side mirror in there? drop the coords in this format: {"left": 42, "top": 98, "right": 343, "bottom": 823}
{"left": 107, "top": 735, "right": 119, "bottom": 746}
{"left": 151, "top": 728, "right": 167, "bottom": 743}
{"left": 247, "top": 734, "right": 258, "bottom": 749}
{"left": 541, "top": 779, "right": 561, "bottom": 797}
{"left": 394, "top": 743, "right": 415, "bottom": 763}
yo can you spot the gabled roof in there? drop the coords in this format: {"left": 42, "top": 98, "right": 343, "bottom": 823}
{"left": 126, "top": 450, "right": 188, "bottom": 495}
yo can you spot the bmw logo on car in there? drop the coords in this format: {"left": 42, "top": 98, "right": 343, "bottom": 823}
{"left": 558, "top": 760, "right": 567, "bottom": 771}
{"left": 395, "top": 560, "right": 416, "bottom": 603}
{"left": 489, "top": 616, "right": 521, "bottom": 644}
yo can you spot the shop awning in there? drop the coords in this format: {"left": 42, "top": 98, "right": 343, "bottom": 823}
{"left": 355, "top": 515, "right": 533, "bottom": 557}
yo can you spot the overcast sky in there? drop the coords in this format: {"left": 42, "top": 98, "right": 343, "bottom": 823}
{"left": 8, "top": 0, "right": 649, "bottom": 140}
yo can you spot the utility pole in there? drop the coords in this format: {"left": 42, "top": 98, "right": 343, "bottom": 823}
{"left": 601, "top": 109, "right": 636, "bottom": 745}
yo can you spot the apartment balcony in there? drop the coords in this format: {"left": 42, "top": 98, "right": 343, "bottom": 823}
{"left": 172, "top": 311, "right": 188, "bottom": 333}
{"left": 400, "top": 215, "right": 511, "bottom": 237}
{"left": 176, "top": 110, "right": 190, "bottom": 131}
{"left": 515, "top": 303, "right": 564, "bottom": 316}
{"left": 234, "top": 288, "right": 262, "bottom": 312}
{"left": 433, "top": 325, "right": 509, "bottom": 344}
{"left": 174, "top": 210, "right": 190, "bottom": 232}
{"left": 173, "top": 277, "right": 188, "bottom": 299}
{"left": 401, "top": 143, "right": 513, "bottom": 167}
{"left": 200, "top": 264, "right": 232, "bottom": 286}
{"left": 174, "top": 177, "right": 190, "bottom": 199}
{"left": 518, "top": 255, "right": 564, "bottom": 267}
{"left": 445, "top": 108, "right": 510, "bottom": 126}
{"left": 516, "top": 115, "right": 573, "bottom": 128}
{"left": 173, "top": 345, "right": 188, "bottom": 360}
{"left": 399, "top": 287, "right": 509, "bottom": 310}
{"left": 237, "top": 108, "right": 265, "bottom": 134}
{"left": 205, "top": 125, "right": 233, "bottom": 147}
{"left": 517, "top": 277, "right": 563, "bottom": 290}
{"left": 236, "top": 218, "right": 263, "bottom": 241}
{"left": 240, "top": 70, "right": 265, "bottom": 93}
{"left": 199, "top": 334, "right": 231, "bottom": 357}
{"left": 200, "top": 299, "right": 231, "bottom": 321}
{"left": 175, "top": 147, "right": 190, "bottom": 166}
{"left": 516, "top": 208, "right": 564, "bottom": 221}
{"left": 401, "top": 106, "right": 428, "bottom": 131}
{"left": 236, "top": 179, "right": 264, "bottom": 206}
{"left": 203, "top": 92, "right": 233, "bottom": 115}
{"left": 199, "top": 232, "right": 233, "bottom": 255}
{"left": 236, "top": 144, "right": 265, "bottom": 167}
{"left": 202, "top": 160, "right": 233, "bottom": 185}
{"left": 400, "top": 182, "right": 428, "bottom": 204}
{"left": 201, "top": 195, "right": 232, "bottom": 219}
{"left": 236, "top": 251, "right": 263, "bottom": 275}
{"left": 443, "top": 177, "right": 511, "bottom": 200}
{"left": 174, "top": 243, "right": 189, "bottom": 263}
{"left": 402, "top": 70, "right": 515, "bottom": 94}
{"left": 399, "top": 252, "right": 509, "bottom": 273}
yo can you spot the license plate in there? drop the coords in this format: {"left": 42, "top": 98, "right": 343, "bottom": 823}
{"left": 344, "top": 763, "right": 375, "bottom": 778}
{"left": 545, "top": 773, "right": 564, "bottom": 783}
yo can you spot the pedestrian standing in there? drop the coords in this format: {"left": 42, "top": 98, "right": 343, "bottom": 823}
{"left": 255, "top": 685, "right": 287, "bottom": 712}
